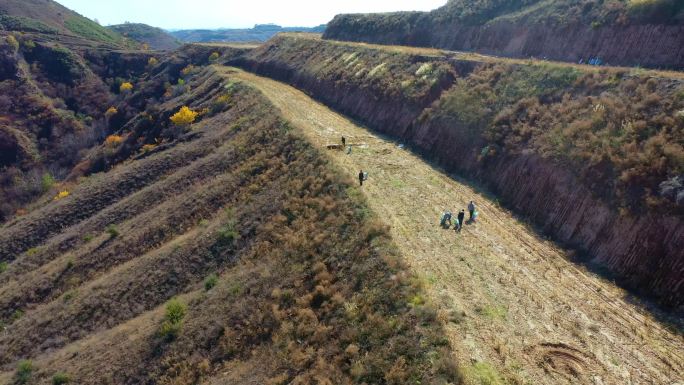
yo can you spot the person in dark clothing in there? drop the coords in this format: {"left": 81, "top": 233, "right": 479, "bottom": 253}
{"left": 457, "top": 210, "right": 465, "bottom": 232}
{"left": 341, "top": 136, "right": 346, "bottom": 147}
{"left": 468, "top": 201, "right": 476, "bottom": 222}
{"left": 359, "top": 170, "right": 364, "bottom": 186}
{"left": 440, "top": 211, "right": 452, "bottom": 228}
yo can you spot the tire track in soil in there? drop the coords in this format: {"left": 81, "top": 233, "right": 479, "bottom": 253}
{"left": 226, "top": 67, "right": 683, "bottom": 385}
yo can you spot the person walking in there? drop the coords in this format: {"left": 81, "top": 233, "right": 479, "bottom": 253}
{"left": 468, "top": 201, "right": 476, "bottom": 222}
{"left": 457, "top": 209, "right": 465, "bottom": 232}
{"left": 359, "top": 170, "right": 364, "bottom": 186}
{"left": 341, "top": 136, "right": 346, "bottom": 147}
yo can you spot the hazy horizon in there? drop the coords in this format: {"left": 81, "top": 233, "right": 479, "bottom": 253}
{"left": 57, "top": 0, "right": 447, "bottom": 30}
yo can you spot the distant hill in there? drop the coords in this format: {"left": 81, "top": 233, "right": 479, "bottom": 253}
{"left": 171, "top": 23, "right": 326, "bottom": 43}
{"left": 324, "top": 0, "right": 684, "bottom": 69}
{"left": 0, "top": 0, "right": 137, "bottom": 48}
{"left": 109, "top": 23, "right": 181, "bottom": 50}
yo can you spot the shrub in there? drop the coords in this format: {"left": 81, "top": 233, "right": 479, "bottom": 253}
{"left": 22, "top": 39, "right": 36, "bottom": 50}
{"left": 204, "top": 273, "right": 219, "bottom": 291}
{"left": 209, "top": 52, "right": 220, "bottom": 62}
{"left": 15, "top": 360, "right": 33, "bottom": 384}
{"left": 11, "top": 310, "right": 23, "bottom": 321}
{"left": 216, "top": 222, "right": 238, "bottom": 248}
{"left": 0, "top": 261, "right": 7, "bottom": 274}
{"left": 53, "top": 190, "right": 70, "bottom": 201}
{"left": 160, "top": 298, "right": 187, "bottom": 340}
{"left": 105, "top": 134, "right": 124, "bottom": 147}
{"left": 83, "top": 234, "right": 94, "bottom": 242}
{"left": 119, "top": 82, "right": 134, "bottom": 93}
{"left": 52, "top": 372, "right": 70, "bottom": 385}
{"left": 105, "top": 106, "right": 118, "bottom": 118}
{"left": 106, "top": 224, "right": 119, "bottom": 239}
{"left": 181, "top": 64, "right": 197, "bottom": 77}
{"left": 141, "top": 143, "right": 158, "bottom": 153}
{"left": 170, "top": 106, "right": 198, "bottom": 127}
{"left": 41, "top": 173, "right": 55, "bottom": 192}
{"left": 148, "top": 57, "right": 159, "bottom": 67}
{"left": 6, "top": 35, "right": 19, "bottom": 52}
{"left": 211, "top": 94, "right": 231, "bottom": 113}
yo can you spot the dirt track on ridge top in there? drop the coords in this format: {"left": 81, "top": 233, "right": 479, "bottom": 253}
{"left": 225, "top": 67, "right": 684, "bottom": 385}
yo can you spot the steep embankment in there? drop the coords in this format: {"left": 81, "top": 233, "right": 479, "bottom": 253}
{"left": 233, "top": 34, "right": 684, "bottom": 310}
{"left": 324, "top": 0, "right": 684, "bottom": 70}
{"left": 226, "top": 67, "right": 684, "bottom": 385}
{"left": 0, "top": 62, "right": 456, "bottom": 384}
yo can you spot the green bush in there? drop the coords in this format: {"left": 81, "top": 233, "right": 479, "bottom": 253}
{"left": 0, "top": 261, "right": 7, "bottom": 274}
{"left": 159, "top": 298, "right": 187, "bottom": 340}
{"left": 204, "top": 273, "right": 219, "bottom": 291}
{"left": 52, "top": 372, "right": 70, "bottom": 385}
{"left": 41, "top": 173, "right": 56, "bottom": 192}
{"left": 15, "top": 360, "right": 33, "bottom": 384}
{"left": 106, "top": 225, "right": 120, "bottom": 239}
{"left": 216, "top": 221, "right": 238, "bottom": 248}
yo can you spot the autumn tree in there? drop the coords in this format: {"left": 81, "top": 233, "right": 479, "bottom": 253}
{"left": 119, "top": 82, "right": 134, "bottom": 93}
{"left": 170, "top": 106, "right": 198, "bottom": 127}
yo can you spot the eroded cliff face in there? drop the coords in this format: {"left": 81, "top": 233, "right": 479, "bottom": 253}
{"left": 235, "top": 35, "right": 684, "bottom": 310}
{"left": 325, "top": 14, "right": 684, "bottom": 70}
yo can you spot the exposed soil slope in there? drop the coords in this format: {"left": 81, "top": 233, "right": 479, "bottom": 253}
{"left": 0, "top": 65, "right": 455, "bottom": 385}
{"left": 233, "top": 34, "right": 684, "bottom": 310}
{"left": 227, "top": 67, "right": 684, "bottom": 385}
{"left": 324, "top": 0, "right": 684, "bottom": 70}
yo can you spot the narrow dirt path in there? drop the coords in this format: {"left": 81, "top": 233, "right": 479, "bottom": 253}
{"left": 224, "top": 67, "right": 684, "bottom": 385}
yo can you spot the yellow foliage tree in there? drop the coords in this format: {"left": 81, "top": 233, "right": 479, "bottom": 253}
{"left": 120, "top": 82, "right": 134, "bottom": 93}
{"left": 105, "top": 106, "right": 118, "bottom": 118}
{"left": 170, "top": 106, "right": 198, "bottom": 126}
{"left": 209, "top": 52, "right": 220, "bottom": 62}
{"left": 148, "top": 57, "right": 158, "bottom": 67}
{"left": 105, "top": 134, "right": 124, "bottom": 147}
{"left": 54, "top": 190, "right": 70, "bottom": 201}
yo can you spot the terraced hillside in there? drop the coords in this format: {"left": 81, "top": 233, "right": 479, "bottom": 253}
{"left": 0, "top": 64, "right": 456, "bottom": 384}
{"left": 234, "top": 33, "right": 684, "bottom": 310}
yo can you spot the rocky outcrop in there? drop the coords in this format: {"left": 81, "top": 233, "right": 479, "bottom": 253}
{"left": 235, "top": 36, "right": 684, "bottom": 310}
{"left": 325, "top": 13, "right": 684, "bottom": 70}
